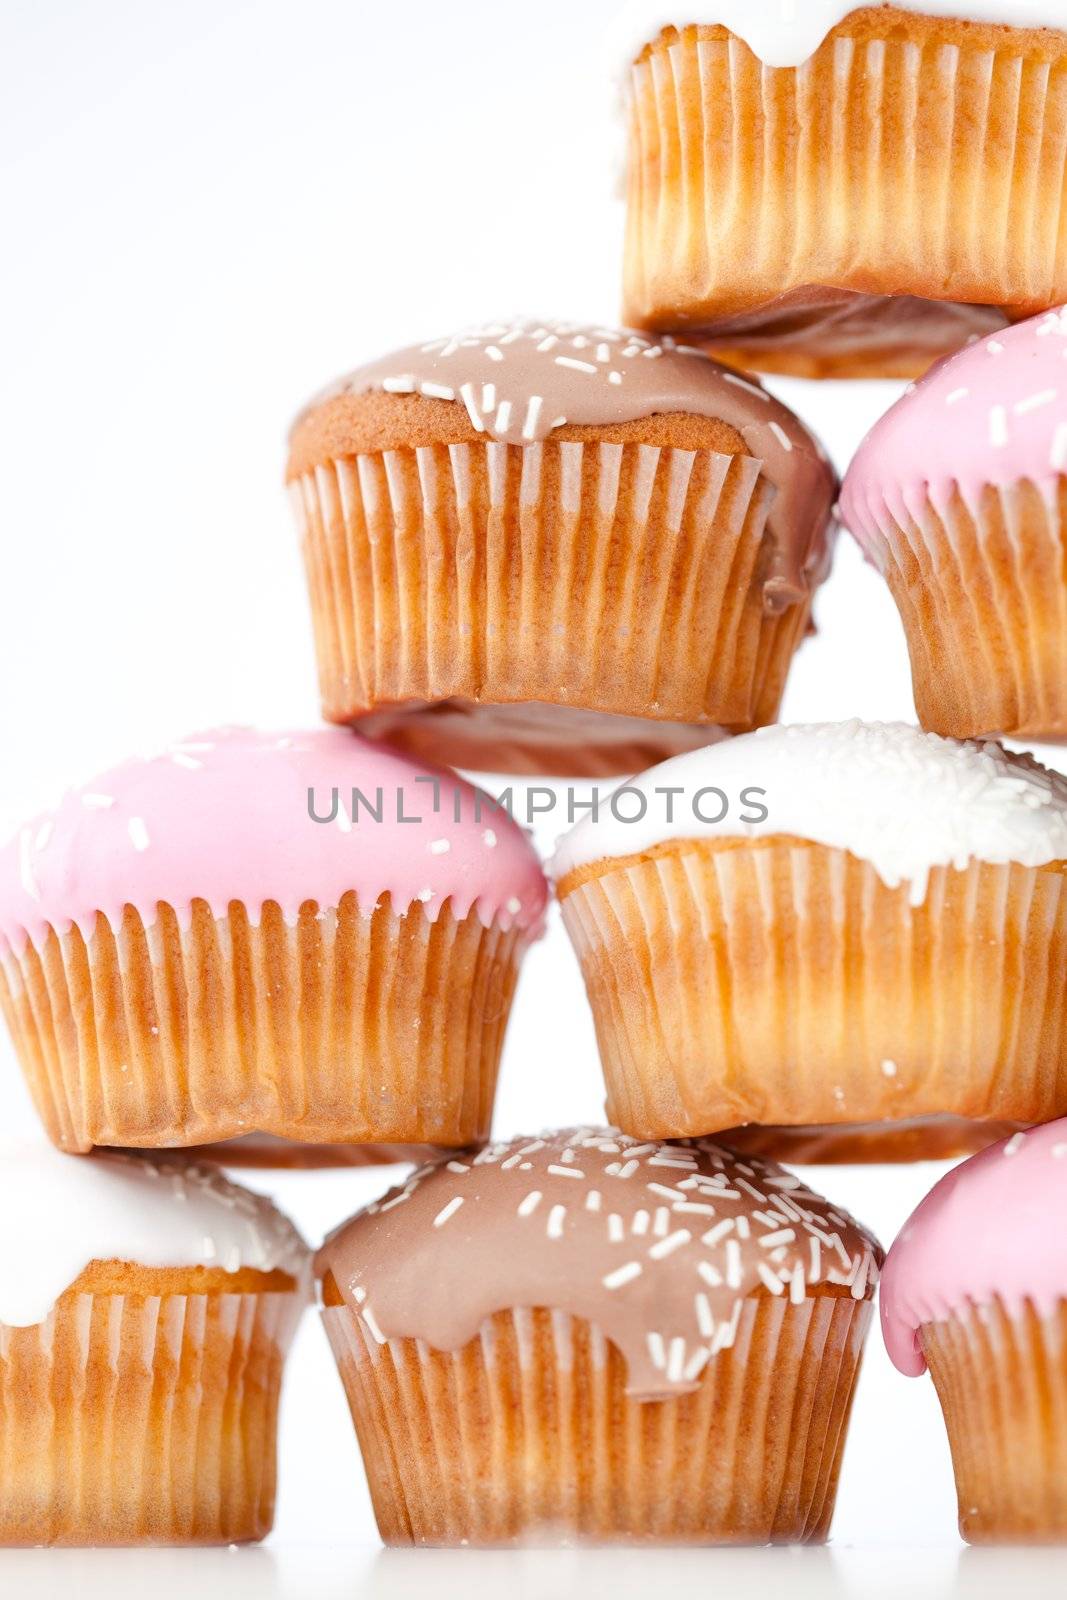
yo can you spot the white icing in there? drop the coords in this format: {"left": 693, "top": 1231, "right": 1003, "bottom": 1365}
{"left": 609, "top": 2, "right": 1067, "bottom": 72}
{"left": 0, "top": 1141, "right": 311, "bottom": 1327}
{"left": 550, "top": 722, "right": 1067, "bottom": 906}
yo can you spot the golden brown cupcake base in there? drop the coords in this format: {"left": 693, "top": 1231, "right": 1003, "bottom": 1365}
{"left": 322, "top": 1295, "right": 870, "bottom": 1546}
{"left": 720, "top": 1117, "right": 1028, "bottom": 1167}
{"left": 0, "top": 895, "right": 523, "bottom": 1154}
{"left": 558, "top": 836, "right": 1067, "bottom": 1141}
{"left": 354, "top": 698, "right": 732, "bottom": 779}
{"left": 0, "top": 1263, "right": 297, "bottom": 1546}
{"left": 859, "top": 481, "right": 1067, "bottom": 741}
{"left": 922, "top": 1299, "right": 1067, "bottom": 1544}
{"left": 623, "top": 14, "right": 1067, "bottom": 378}
{"left": 290, "top": 398, "right": 821, "bottom": 777}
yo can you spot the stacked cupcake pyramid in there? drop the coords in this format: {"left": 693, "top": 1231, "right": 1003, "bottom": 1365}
{"left": 3, "top": 0, "right": 1067, "bottom": 1553}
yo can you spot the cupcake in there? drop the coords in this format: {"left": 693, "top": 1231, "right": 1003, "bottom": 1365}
{"left": 841, "top": 310, "right": 1067, "bottom": 740}
{"left": 316, "top": 1128, "right": 882, "bottom": 1546}
{"left": 616, "top": 4, "right": 1067, "bottom": 378}
{"left": 286, "top": 319, "right": 835, "bottom": 776}
{"left": 0, "top": 728, "right": 546, "bottom": 1154}
{"left": 882, "top": 1121, "right": 1067, "bottom": 1543}
{"left": 552, "top": 721, "right": 1067, "bottom": 1155}
{"left": 0, "top": 1141, "right": 309, "bottom": 1546}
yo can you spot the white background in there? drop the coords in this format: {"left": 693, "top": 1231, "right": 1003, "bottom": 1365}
{"left": 1, "top": 2, "right": 1064, "bottom": 1595}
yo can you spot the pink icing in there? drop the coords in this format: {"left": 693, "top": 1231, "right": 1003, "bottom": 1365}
{"left": 0, "top": 728, "right": 548, "bottom": 954}
{"left": 840, "top": 308, "right": 1067, "bottom": 552}
{"left": 881, "top": 1121, "right": 1067, "bottom": 1378}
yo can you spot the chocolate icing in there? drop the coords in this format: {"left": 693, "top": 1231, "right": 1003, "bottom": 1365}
{"left": 316, "top": 1127, "right": 882, "bottom": 1400}
{"left": 294, "top": 320, "right": 836, "bottom": 613}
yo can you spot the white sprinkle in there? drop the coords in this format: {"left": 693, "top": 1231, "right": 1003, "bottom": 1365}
{"left": 536, "top": 335, "right": 559, "bottom": 353}
{"left": 703, "top": 1220, "right": 735, "bottom": 1247}
{"left": 653, "top": 1207, "right": 671, "bottom": 1237}
{"left": 769, "top": 421, "right": 793, "bottom": 452}
{"left": 666, "top": 1337, "right": 687, "bottom": 1383}
{"left": 459, "top": 382, "right": 486, "bottom": 431}
{"left": 352, "top": 1286, "right": 367, "bottom": 1304}
{"left": 485, "top": 346, "right": 504, "bottom": 363}
{"left": 608, "top": 371, "right": 623, "bottom": 385}
{"left": 789, "top": 1264, "right": 807, "bottom": 1305}
{"left": 128, "top": 817, "right": 150, "bottom": 852}
{"left": 546, "top": 1205, "right": 567, "bottom": 1239}
{"left": 421, "top": 382, "right": 456, "bottom": 401}
{"left": 524, "top": 400, "right": 547, "bottom": 444}
{"left": 648, "top": 1183, "right": 683, "bottom": 1201}
{"left": 759, "top": 1229, "right": 796, "bottom": 1250}
{"left": 585, "top": 1190, "right": 602, "bottom": 1212}
{"left": 989, "top": 405, "right": 1009, "bottom": 446}
{"left": 81, "top": 793, "right": 116, "bottom": 810}
{"left": 517, "top": 1191, "right": 542, "bottom": 1218}
{"left": 697, "top": 1260, "right": 723, "bottom": 1288}
{"left": 881, "top": 1059, "right": 898, "bottom": 1078}
{"left": 608, "top": 1213, "right": 626, "bottom": 1243}
{"left": 809, "top": 1238, "right": 822, "bottom": 1279}
{"left": 648, "top": 1155, "right": 699, "bottom": 1171}
{"left": 417, "top": 887, "right": 434, "bottom": 904}
{"left": 382, "top": 374, "right": 416, "bottom": 393}
{"left": 684, "top": 1347, "right": 710, "bottom": 1384}
{"left": 695, "top": 1292, "right": 715, "bottom": 1337}
{"left": 555, "top": 356, "right": 598, "bottom": 375}
{"left": 987, "top": 339, "right": 1005, "bottom": 355}
{"left": 433, "top": 1197, "right": 464, "bottom": 1228}
{"left": 597, "top": 343, "right": 612, "bottom": 363}
{"left": 632, "top": 1209, "right": 651, "bottom": 1237}
{"left": 757, "top": 1262, "right": 786, "bottom": 1295}
{"left": 547, "top": 1164, "right": 584, "bottom": 1180}
{"left": 647, "top": 1332, "right": 667, "bottom": 1370}
{"left": 446, "top": 1161, "right": 470, "bottom": 1174}
{"left": 481, "top": 384, "right": 497, "bottom": 414}
{"left": 1052, "top": 1144, "right": 1067, "bottom": 1158}
{"left": 649, "top": 1229, "right": 691, "bottom": 1261}
{"left": 170, "top": 752, "right": 203, "bottom": 771}
{"left": 429, "top": 838, "right": 451, "bottom": 856}
{"left": 945, "top": 387, "right": 969, "bottom": 406}
{"left": 1003, "top": 1133, "right": 1027, "bottom": 1156}
{"left": 613, "top": 1160, "right": 639, "bottom": 1180}
{"left": 483, "top": 829, "right": 498, "bottom": 848}
{"left": 725, "top": 1239, "right": 743, "bottom": 1289}
{"left": 604, "top": 1261, "right": 643, "bottom": 1290}
{"left": 361, "top": 1305, "right": 388, "bottom": 1345}
{"left": 506, "top": 896, "right": 522, "bottom": 916}
{"left": 674, "top": 1202, "right": 717, "bottom": 1217}
{"left": 1015, "top": 389, "right": 1057, "bottom": 415}
{"left": 496, "top": 401, "right": 513, "bottom": 434}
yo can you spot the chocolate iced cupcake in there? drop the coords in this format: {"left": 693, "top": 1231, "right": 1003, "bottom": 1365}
{"left": 316, "top": 1128, "right": 881, "bottom": 1546}
{"left": 287, "top": 320, "right": 835, "bottom": 776}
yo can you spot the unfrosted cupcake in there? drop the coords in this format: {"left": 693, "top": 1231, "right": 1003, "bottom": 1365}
{"left": 882, "top": 1121, "right": 1067, "bottom": 1543}
{"left": 317, "top": 1128, "right": 882, "bottom": 1546}
{"left": 0, "top": 1142, "right": 309, "bottom": 1546}
{"left": 287, "top": 319, "right": 835, "bottom": 776}
{"left": 552, "top": 722, "right": 1067, "bottom": 1156}
{"left": 841, "top": 309, "right": 1067, "bottom": 740}
{"left": 0, "top": 728, "right": 546, "bottom": 1154}
{"left": 617, "top": 4, "right": 1067, "bottom": 377}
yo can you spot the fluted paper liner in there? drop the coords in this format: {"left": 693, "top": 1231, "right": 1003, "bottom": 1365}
{"left": 291, "top": 440, "right": 813, "bottom": 775}
{"left": 623, "top": 17, "right": 1067, "bottom": 377}
{"left": 0, "top": 895, "right": 524, "bottom": 1153}
{"left": 0, "top": 1288, "right": 297, "bottom": 1546}
{"left": 323, "top": 1295, "right": 871, "bottom": 1546}
{"left": 559, "top": 840, "right": 1067, "bottom": 1143}
{"left": 854, "top": 480, "right": 1067, "bottom": 741}
{"left": 922, "top": 1299, "right": 1067, "bottom": 1544}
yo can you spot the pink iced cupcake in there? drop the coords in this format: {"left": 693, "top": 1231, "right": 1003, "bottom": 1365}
{"left": 0, "top": 729, "right": 547, "bottom": 1154}
{"left": 841, "top": 309, "right": 1067, "bottom": 740}
{"left": 882, "top": 1120, "right": 1067, "bottom": 1543}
